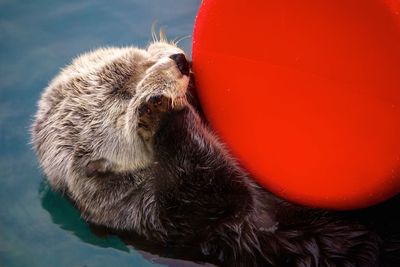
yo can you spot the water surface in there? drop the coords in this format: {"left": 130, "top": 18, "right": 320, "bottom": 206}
{"left": 0, "top": 1, "right": 202, "bottom": 266}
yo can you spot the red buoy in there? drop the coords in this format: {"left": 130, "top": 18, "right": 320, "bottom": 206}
{"left": 192, "top": 0, "right": 400, "bottom": 209}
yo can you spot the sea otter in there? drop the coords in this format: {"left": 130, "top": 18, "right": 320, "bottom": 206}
{"left": 31, "top": 38, "right": 398, "bottom": 266}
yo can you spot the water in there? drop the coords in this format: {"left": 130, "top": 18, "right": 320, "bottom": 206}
{"left": 0, "top": 1, "right": 202, "bottom": 266}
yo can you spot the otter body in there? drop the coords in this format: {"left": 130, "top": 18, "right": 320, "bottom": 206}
{"left": 32, "top": 41, "right": 397, "bottom": 266}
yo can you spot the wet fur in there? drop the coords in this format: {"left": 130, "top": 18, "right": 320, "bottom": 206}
{"left": 32, "top": 41, "right": 399, "bottom": 266}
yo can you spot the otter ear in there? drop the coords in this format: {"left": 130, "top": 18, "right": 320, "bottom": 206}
{"left": 85, "top": 158, "right": 113, "bottom": 177}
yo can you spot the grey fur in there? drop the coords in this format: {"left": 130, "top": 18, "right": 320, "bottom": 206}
{"left": 32, "top": 42, "right": 189, "bottom": 237}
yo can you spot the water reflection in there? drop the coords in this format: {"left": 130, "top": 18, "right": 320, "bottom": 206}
{"left": 39, "top": 181, "right": 213, "bottom": 266}
{"left": 39, "top": 181, "right": 130, "bottom": 252}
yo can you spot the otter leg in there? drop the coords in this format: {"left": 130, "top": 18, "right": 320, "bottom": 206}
{"left": 137, "top": 95, "right": 170, "bottom": 141}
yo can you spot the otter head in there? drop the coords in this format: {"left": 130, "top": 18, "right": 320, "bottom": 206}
{"left": 135, "top": 41, "right": 190, "bottom": 109}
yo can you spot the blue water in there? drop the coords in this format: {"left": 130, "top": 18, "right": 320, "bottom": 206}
{"left": 0, "top": 1, "right": 202, "bottom": 266}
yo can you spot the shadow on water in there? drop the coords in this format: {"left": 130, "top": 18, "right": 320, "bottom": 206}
{"left": 38, "top": 180, "right": 130, "bottom": 252}
{"left": 39, "top": 180, "right": 214, "bottom": 266}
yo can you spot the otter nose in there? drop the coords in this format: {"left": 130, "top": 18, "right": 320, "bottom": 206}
{"left": 169, "top": 53, "right": 189, "bottom": 76}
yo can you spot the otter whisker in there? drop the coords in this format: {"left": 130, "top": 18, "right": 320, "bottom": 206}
{"left": 159, "top": 27, "right": 167, "bottom": 42}
{"left": 174, "top": 34, "right": 191, "bottom": 45}
{"left": 151, "top": 21, "right": 158, "bottom": 42}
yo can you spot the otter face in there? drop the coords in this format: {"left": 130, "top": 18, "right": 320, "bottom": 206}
{"left": 135, "top": 42, "right": 190, "bottom": 109}
{"left": 117, "top": 42, "right": 192, "bottom": 172}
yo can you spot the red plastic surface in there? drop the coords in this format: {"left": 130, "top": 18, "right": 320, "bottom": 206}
{"left": 192, "top": 0, "right": 400, "bottom": 209}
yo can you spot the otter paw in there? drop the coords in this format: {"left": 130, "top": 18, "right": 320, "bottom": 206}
{"left": 137, "top": 95, "right": 170, "bottom": 140}
{"left": 85, "top": 158, "right": 114, "bottom": 177}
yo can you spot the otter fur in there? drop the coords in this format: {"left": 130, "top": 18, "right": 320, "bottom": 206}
{"left": 31, "top": 39, "right": 399, "bottom": 267}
